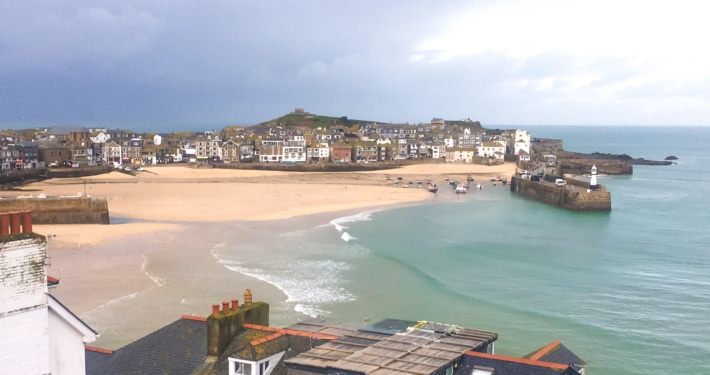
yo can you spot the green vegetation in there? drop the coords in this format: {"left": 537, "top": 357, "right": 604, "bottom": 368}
{"left": 255, "top": 112, "right": 366, "bottom": 129}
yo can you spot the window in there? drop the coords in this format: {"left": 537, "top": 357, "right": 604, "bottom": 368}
{"left": 236, "top": 362, "right": 252, "bottom": 375}
{"left": 259, "top": 360, "right": 270, "bottom": 374}
{"left": 471, "top": 366, "right": 495, "bottom": 375}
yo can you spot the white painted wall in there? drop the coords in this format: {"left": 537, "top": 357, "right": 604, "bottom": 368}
{"left": 1, "top": 238, "right": 94, "bottom": 375}
{"left": 0, "top": 307, "right": 50, "bottom": 374}
{"left": 1, "top": 239, "right": 51, "bottom": 374}
{"left": 49, "top": 306, "right": 90, "bottom": 375}
{"left": 0, "top": 240, "right": 47, "bottom": 315}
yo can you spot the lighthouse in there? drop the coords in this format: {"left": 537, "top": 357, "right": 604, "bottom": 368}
{"left": 590, "top": 164, "right": 598, "bottom": 190}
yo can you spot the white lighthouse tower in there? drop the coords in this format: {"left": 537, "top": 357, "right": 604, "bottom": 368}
{"left": 590, "top": 164, "right": 598, "bottom": 189}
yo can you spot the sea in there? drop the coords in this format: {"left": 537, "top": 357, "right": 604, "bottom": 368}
{"left": 87, "top": 126, "right": 710, "bottom": 375}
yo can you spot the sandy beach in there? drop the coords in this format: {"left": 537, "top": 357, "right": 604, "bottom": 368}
{"left": 7, "top": 162, "right": 516, "bottom": 348}
{"left": 19, "top": 163, "right": 517, "bottom": 246}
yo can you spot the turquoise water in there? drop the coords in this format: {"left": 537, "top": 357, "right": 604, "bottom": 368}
{"left": 212, "top": 126, "right": 710, "bottom": 375}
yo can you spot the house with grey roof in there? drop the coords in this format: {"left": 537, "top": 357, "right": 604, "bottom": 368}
{"left": 48, "top": 126, "right": 91, "bottom": 144}
{"left": 284, "top": 318, "right": 498, "bottom": 375}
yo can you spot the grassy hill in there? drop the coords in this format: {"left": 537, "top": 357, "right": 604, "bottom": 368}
{"left": 255, "top": 112, "right": 373, "bottom": 129}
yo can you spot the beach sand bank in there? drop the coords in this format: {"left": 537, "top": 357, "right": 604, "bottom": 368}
{"left": 8, "top": 162, "right": 516, "bottom": 348}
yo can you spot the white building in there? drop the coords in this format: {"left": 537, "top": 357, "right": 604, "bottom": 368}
{"left": 89, "top": 131, "right": 111, "bottom": 144}
{"left": 478, "top": 141, "right": 506, "bottom": 160}
{"left": 514, "top": 130, "right": 531, "bottom": 157}
{"left": 0, "top": 212, "right": 97, "bottom": 375}
{"left": 282, "top": 135, "right": 306, "bottom": 163}
{"left": 307, "top": 142, "right": 330, "bottom": 161}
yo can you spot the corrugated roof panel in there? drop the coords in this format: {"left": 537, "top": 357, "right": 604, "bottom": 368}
{"left": 371, "top": 369, "right": 415, "bottom": 375}
{"left": 387, "top": 334, "right": 434, "bottom": 346}
{"left": 383, "top": 360, "right": 439, "bottom": 375}
{"left": 397, "top": 353, "right": 451, "bottom": 367}
{"left": 329, "top": 359, "right": 381, "bottom": 373}
{"left": 373, "top": 340, "right": 421, "bottom": 351}
{"left": 408, "top": 348, "right": 460, "bottom": 361}
{"left": 284, "top": 355, "right": 332, "bottom": 368}
{"left": 344, "top": 352, "right": 395, "bottom": 366}
{"left": 427, "top": 341, "right": 474, "bottom": 353}
{"left": 359, "top": 346, "right": 407, "bottom": 359}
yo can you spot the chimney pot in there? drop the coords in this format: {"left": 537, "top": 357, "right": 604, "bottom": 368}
{"left": 20, "top": 210, "right": 32, "bottom": 234}
{"left": 212, "top": 304, "right": 220, "bottom": 316}
{"left": 244, "top": 289, "right": 253, "bottom": 306}
{"left": 231, "top": 299, "right": 239, "bottom": 310}
{"left": 0, "top": 213, "right": 9, "bottom": 237}
{"left": 9, "top": 211, "right": 21, "bottom": 235}
{"left": 222, "top": 301, "right": 229, "bottom": 312}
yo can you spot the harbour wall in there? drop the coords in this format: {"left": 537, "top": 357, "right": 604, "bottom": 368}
{"left": 0, "top": 197, "right": 110, "bottom": 224}
{"left": 509, "top": 176, "right": 611, "bottom": 211}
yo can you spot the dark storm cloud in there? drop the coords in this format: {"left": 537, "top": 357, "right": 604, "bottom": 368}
{"left": 1, "top": 1, "right": 708, "bottom": 131}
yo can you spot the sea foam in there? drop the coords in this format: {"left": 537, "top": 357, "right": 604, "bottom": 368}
{"left": 317, "top": 210, "right": 374, "bottom": 242}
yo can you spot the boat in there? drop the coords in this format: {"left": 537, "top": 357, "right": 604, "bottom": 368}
{"left": 476, "top": 182, "right": 483, "bottom": 189}
{"left": 428, "top": 183, "right": 439, "bottom": 193}
{"left": 455, "top": 182, "right": 468, "bottom": 194}
{"left": 467, "top": 175, "right": 474, "bottom": 182}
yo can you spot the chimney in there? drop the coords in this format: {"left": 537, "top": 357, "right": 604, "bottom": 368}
{"left": 206, "top": 290, "right": 269, "bottom": 357}
{"left": 9, "top": 211, "right": 21, "bottom": 235}
{"left": 0, "top": 213, "right": 9, "bottom": 237}
{"left": 20, "top": 211, "right": 32, "bottom": 234}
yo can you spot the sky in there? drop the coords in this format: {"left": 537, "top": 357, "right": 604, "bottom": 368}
{"left": 2, "top": 0, "right": 709, "bottom": 132}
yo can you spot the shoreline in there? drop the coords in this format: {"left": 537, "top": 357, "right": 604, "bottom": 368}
{"left": 48, "top": 200, "right": 435, "bottom": 349}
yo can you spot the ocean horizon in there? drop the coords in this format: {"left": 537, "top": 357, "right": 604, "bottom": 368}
{"left": 81, "top": 125, "right": 709, "bottom": 375}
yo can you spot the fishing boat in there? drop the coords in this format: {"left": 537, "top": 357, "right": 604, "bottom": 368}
{"left": 476, "top": 182, "right": 483, "bottom": 189}
{"left": 455, "top": 184, "right": 468, "bottom": 194}
{"left": 428, "top": 183, "right": 439, "bottom": 193}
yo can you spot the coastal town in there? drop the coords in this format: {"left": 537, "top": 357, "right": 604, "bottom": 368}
{"left": 1, "top": 111, "right": 603, "bottom": 375}
{"left": 1, "top": 109, "right": 545, "bottom": 170}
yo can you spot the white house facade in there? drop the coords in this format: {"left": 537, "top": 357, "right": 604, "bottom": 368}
{"left": 0, "top": 216, "right": 97, "bottom": 375}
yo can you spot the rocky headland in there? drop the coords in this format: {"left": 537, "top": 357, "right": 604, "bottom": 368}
{"left": 556, "top": 151, "right": 674, "bottom": 176}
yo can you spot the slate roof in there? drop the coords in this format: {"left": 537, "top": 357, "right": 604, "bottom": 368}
{"left": 207, "top": 321, "right": 341, "bottom": 375}
{"left": 85, "top": 316, "right": 208, "bottom": 375}
{"left": 285, "top": 319, "right": 497, "bottom": 374}
{"left": 524, "top": 340, "right": 586, "bottom": 367}
{"left": 456, "top": 351, "right": 580, "bottom": 375}
{"left": 48, "top": 126, "right": 89, "bottom": 135}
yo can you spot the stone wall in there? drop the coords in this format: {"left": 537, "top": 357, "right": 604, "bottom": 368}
{"left": 0, "top": 197, "right": 110, "bottom": 224}
{"left": 510, "top": 177, "right": 611, "bottom": 211}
